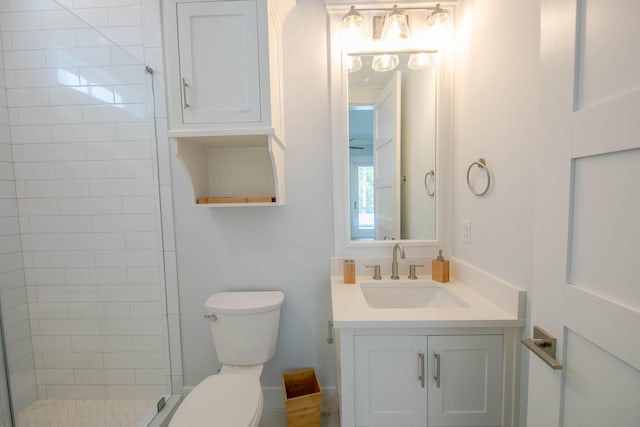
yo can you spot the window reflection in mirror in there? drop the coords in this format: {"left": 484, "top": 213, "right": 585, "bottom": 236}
{"left": 348, "top": 53, "right": 438, "bottom": 241}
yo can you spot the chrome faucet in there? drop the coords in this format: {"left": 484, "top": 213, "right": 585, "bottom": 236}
{"left": 391, "top": 243, "right": 406, "bottom": 279}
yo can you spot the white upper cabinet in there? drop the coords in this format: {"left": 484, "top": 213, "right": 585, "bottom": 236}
{"left": 163, "top": 0, "right": 293, "bottom": 137}
{"left": 177, "top": 1, "right": 261, "bottom": 125}
{"left": 162, "top": 0, "right": 295, "bottom": 206}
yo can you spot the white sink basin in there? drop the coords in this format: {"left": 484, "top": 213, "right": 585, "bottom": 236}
{"left": 360, "top": 280, "right": 466, "bottom": 309}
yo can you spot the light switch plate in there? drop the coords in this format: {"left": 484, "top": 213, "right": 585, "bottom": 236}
{"left": 462, "top": 220, "right": 471, "bottom": 242}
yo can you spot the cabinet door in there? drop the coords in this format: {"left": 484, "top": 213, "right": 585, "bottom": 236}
{"left": 428, "top": 335, "right": 503, "bottom": 427}
{"left": 177, "top": 1, "right": 261, "bottom": 124}
{"left": 354, "top": 336, "right": 428, "bottom": 427}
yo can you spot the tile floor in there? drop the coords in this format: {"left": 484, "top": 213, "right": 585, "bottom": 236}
{"left": 15, "top": 399, "right": 156, "bottom": 427}
{"left": 259, "top": 410, "right": 340, "bottom": 427}
{"left": 11, "top": 401, "right": 339, "bottom": 427}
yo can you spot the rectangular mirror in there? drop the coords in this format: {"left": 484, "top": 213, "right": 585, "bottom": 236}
{"left": 348, "top": 53, "right": 438, "bottom": 241}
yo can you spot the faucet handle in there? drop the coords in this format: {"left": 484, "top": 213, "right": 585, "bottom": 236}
{"left": 365, "top": 265, "right": 382, "bottom": 280}
{"left": 408, "top": 264, "right": 425, "bottom": 280}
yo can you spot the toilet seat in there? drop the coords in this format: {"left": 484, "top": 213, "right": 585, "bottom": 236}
{"left": 169, "top": 374, "right": 263, "bottom": 427}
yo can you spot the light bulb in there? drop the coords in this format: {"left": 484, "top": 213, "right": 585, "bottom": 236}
{"left": 371, "top": 54, "right": 399, "bottom": 72}
{"left": 382, "top": 5, "right": 410, "bottom": 40}
{"left": 427, "top": 4, "right": 449, "bottom": 26}
{"left": 343, "top": 6, "right": 362, "bottom": 29}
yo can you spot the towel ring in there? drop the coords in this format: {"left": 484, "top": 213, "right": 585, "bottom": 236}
{"left": 466, "top": 158, "right": 491, "bottom": 196}
{"left": 424, "top": 170, "right": 435, "bottom": 197}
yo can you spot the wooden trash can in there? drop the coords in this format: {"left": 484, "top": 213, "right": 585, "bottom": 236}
{"left": 282, "top": 368, "right": 322, "bottom": 427}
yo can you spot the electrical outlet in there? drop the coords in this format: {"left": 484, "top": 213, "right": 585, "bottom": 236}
{"left": 462, "top": 220, "right": 471, "bottom": 242}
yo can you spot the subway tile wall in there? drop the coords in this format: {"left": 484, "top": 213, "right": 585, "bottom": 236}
{"left": 0, "top": 22, "right": 38, "bottom": 412}
{"left": 0, "top": 0, "right": 181, "bottom": 400}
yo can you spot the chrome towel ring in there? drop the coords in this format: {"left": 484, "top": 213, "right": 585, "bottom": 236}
{"left": 466, "top": 158, "right": 491, "bottom": 196}
{"left": 424, "top": 170, "right": 435, "bottom": 197}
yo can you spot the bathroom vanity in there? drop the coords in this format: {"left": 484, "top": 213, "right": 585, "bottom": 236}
{"left": 324, "top": 2, "right": 526, "bottom": 424}
{"left": 330, "top": 258, "right": 525, "bottom": 427}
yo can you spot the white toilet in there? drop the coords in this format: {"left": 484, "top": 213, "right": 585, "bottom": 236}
{"left": 169, "top": 291, "right": 284, "bottom": 427}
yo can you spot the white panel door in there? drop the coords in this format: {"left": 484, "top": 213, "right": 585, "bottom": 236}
{"left": 428, "top": 335, "right": 503, "bottom": 427}
{"left": 177, "top": 1, "right": 261, "bottom": 124}
{"left": 528, "top": 0, "right": 640, "bottom": 426}
{"left": 373, "top": 71, "right": 401, "bottom": 240}
{"left": 354, "top": 335, "right": 427, "bottom": 427}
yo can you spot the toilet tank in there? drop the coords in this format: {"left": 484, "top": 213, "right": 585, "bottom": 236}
{"left": 205, "top": 291, "right": 284, "bottom": 366}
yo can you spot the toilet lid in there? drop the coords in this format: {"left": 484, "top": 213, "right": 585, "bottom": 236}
{"left": 169, "top": 374, "right": 262, "bottom": 427}
{"left": 205, "top": 291, "right": 284, "bottom": 315}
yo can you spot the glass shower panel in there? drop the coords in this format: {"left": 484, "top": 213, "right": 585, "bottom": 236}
{"left": 0, "top": 315, "right": 14, "bottom": 427}
{"left": 0, "top": 0, "right": 173, "bottom": 425}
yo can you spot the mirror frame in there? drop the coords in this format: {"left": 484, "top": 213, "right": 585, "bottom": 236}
{"left": 327, "top": 2, "right": 455, "bottom": 258}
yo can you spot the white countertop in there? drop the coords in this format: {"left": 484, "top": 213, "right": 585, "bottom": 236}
{"left": 331, "top": 276, "right": 525, "bottom": 329}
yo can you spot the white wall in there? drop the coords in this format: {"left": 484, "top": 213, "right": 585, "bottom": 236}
{"left": 172, "top": 0, "right": 335, "bottom": 403}
{"left": 452, "top": 0, "right": 540, "bottom": 424}
{"left": 452, "top": 0, "right": 540, "bottom": 285}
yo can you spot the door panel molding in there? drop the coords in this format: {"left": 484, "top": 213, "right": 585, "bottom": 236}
{"left": 572, "top": 91, "right": 640, "bottom": 158}
{"left": 530, "top": 0, "right": 640, "bottom": 425}
{"left": 565, "top": 285, "right": 640, "bottom": 371}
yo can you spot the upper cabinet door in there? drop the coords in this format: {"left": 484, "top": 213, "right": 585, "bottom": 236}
{"left": 177, "top": 1, "right": 261, "bottom": 125}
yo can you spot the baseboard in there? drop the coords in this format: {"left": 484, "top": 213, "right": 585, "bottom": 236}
{"left": 178, "top": 385, "right": 338, "bottom": 412}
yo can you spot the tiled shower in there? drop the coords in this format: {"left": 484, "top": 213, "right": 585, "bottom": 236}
{"left": 0, "top": 0, "right": 180, "bottom": 425}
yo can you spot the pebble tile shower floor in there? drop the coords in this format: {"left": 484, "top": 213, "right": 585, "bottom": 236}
{"left": 14, "top": 399, "right": 156, "bottom": 427}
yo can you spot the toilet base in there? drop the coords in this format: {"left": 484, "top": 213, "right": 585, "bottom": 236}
{"left": 168, "top": 374, "right": 263, "bottom": 427}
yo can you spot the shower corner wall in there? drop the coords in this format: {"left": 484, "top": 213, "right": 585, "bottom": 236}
{"left": 0, "top": 0, "right": 182, "bottom": 425}
{"left": 0, "top": 16, "right": 38, "bottom": 422}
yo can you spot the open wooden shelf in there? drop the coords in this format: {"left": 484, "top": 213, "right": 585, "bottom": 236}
{"left": 175, "top": 133, "right": 286, "bottom": 207}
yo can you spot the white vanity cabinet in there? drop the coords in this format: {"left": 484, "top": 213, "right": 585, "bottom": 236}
{"left": 162, "top": 0, "right": 294, "bottom": 206}
{"left": 427, "top": 335, "right": 503, "bottom": 427}
{"left": 340, "top": 331, "right": 511, "bottom": 427}
{"left": 330, "top": 260, "right": 525, "bottom": 426}
{"left": 354, "top": 336, "right": 428, "bottom": 426}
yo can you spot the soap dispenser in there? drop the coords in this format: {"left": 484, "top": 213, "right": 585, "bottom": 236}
{"left": 432, "top": 250, "right": 450, "bottom": 283}
{"left": 343, "top": 259, "right": 356, "bottom": 284}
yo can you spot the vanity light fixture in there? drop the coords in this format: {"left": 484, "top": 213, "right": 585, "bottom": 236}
{"left": 426, "top": 3, "right": 449, "bottom": 25}
{"left": 342, "top": 5, "right": 366, "bottom": 52}
{"left": 343, "top": 3, "right": 450, "bottom": 36}
{"left": 381, "top": 5, "right": 410, "bottom": 40}
{"left": 342, "top": 5, "right": 363, "bottom": 29}
{"left": 342, "top": 4, "right": 449, "bottom": 68}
